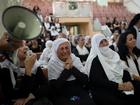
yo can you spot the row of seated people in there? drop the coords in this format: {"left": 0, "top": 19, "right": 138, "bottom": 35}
{"left": 1, "top": 29, "right": 140, "bottom": 105}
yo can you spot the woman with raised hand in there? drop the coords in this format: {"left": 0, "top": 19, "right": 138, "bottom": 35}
{"left": 47, "top": 38, "right": 96, "bottom": 105}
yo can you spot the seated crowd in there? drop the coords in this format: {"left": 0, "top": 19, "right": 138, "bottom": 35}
{"left": 1, "top": 13, "right": 140, "bottom": 105}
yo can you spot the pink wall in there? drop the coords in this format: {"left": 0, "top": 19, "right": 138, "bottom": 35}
{"left": 22, "top": 0, "right": 53, "bottom": 17}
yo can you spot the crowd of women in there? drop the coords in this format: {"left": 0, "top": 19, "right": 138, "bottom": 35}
{"left": 1, "top": 12, "right": 140, "bottom": 105}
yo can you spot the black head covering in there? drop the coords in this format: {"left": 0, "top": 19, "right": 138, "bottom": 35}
{"left": 128, "top": 13, "right": 140, "bottom": 29}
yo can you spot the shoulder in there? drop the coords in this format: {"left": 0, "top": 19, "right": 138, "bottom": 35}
{"left": 91, "top": 56, "right": 101, "bottom": 66}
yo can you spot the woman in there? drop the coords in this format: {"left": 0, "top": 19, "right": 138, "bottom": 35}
{"left": 0, "top": 45, "right": 51, "bottom": 105}
{"left": 117, "top": 30, "right": 140, "bottom": 82}
{"left": 75, "top": 35, "right": 90, "bottom": 65}
{"left": 38, "top": 40, "right": 53, "bottom": 66}
{"left": 85, "top": 33, "right": 138, "bottom": 105}
{"left": 0, "top": 51, "right": 18, "bottom": 104}
{"left": 47, "top": 38, "right": 95, "bottom": 105}
{"left": 13, "top": 45, "right": 52, "bottom": 105}
{"left": 127, "top": 13, "right": 140, "bottom": 49}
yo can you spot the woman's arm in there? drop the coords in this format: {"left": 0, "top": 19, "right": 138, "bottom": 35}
{"left": 89, "top": 57, "right": 118, "bottom": 90}
{"left": 71, "top": 67, "right": 88, "bottom": 84}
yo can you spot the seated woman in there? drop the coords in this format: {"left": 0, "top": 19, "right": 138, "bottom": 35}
{"left": 117, "top": 30, "right": 140, "bottom": 93}
{"left": 47, "top": 38, "right": 96, "bottom": 105}
{"left": 0, "top": 45, "right": 52, "bottom": 105}
{"left": 74, "top": 35, "right": 90, "bottom": 65}
{"left": 85, "top": 33, "right": 139, "bottom": 105}
{"left": 13, "top": 45, "right": 52, "bottom": 105}
{"left": 0, "top": 51, "right": 17, "bottom": 104}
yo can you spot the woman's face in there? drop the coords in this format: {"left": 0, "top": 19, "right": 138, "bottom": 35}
{"left": 99, "top": 39, "right": 109, "bottom": 48}
{"left": 57, "top": 42, "right": 71, "bottom": 62}
{"left": 78, "top": 36, "right": 85, "bottom": 47}
{"left": 125, "top": 34, "right": 136, "bottom": 49}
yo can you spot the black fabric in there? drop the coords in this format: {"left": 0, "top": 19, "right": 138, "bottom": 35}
{"left": 49, "top": 67, "right": 96, "bottom": 105}
{"left": 0, "top": 66, "right": 51, "bottom": 105}
{"left": 88, "top": 56, "right": 136, "bottom": 105}
{"left": 0, "top": 68, "right": 16, "bottom": 104}
{"left": 0, "top": 83, "right": 5, "bottom": 104}
{"left": 26, "top": 97, "right": 53, "bottom": 105}
{"left": 74, "top": 47, "right": 89, "bottom": 63}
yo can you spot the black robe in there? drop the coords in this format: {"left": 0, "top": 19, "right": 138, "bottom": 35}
{"left": 88, "top": 56, "right": 140, "bottom": 105}
{"left": 0, "top": 66, "right": 50, "bottom": 105}
{"left": 49, "top": 66, "right": 96, "bottom": 105}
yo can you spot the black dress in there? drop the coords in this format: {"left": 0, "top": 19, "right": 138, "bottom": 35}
{"left": 88, "top": 56, "right": 138, "bottom": 105}
{"left": 49, "top": 66, "right": 96, "bottom": 105}
{"left": 0, "top": 66, "right": 52, "bottom": 105}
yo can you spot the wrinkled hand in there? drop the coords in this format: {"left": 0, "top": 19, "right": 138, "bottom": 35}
{"left": 24, "top": 53, "right": 37, "bottom": 76}
{"left": 24, "top": 93, "right": 35, "bottom": 105}
{"left": 13, "top": 93, "right": 35, "bottom": 105}
{"left": 118, "top": 82, "right": 134, "bottom": 91}
{"left": 132, "top": 74, "right": 140, "bottom": 81}
{"left": 64, "top": 56, "right": 73, "bottom": 70}
{"left": 14, "top": 98, "right": 26, "bottom": 105}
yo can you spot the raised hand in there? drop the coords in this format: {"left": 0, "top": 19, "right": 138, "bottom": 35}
{"left": 24, "top": 53, "right": 37, "bottom": 76}
{"left": 64, "top": 56, "right": 73, "bottom": 70}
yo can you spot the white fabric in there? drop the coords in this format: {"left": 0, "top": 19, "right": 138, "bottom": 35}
{"left": 50, "top": 30, "right": 59, "bottom": 36}
{"left": 44, "top": 22, "right": 51, "bottom": 30}
{"left": 76, "top": 45, "right": 89, "bottom": 55}
{"left": 13, "top": 49, "right": 40, "bottom": 75}
{"left": 0, "top": 59, "right": 16, "bottom": 87}
{"left": 124, "top": 55, "right": 140, "bottom": 77}
{"left": 112, "top": 42, "right": 118, "bottom": 52}
{"left": 48, "top": 16, "right": 54, "bottom": 23}
{"left": 31, "top": 60, "right": 40, "bottom": 75}
{"left": 134, "top": 26, "right": 140, "bottom": 49}
{"left": 55, "top": 23, "right": 61, "bottom": 32}
{"left": 84, "top": 33, "right": 125, "bottom": 83}
{"left": 38, "top": 40, "right": 53, "bottom": 65}
{"left": 37, "top": 14, "right": 44, "bottom": 23}
{"left": 48, "top": 38, "right": 85, "bottom": 80}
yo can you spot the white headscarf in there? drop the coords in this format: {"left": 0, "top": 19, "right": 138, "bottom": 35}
{"left": 38, "top": 40, "right": 53, "bottom": 65}
{"left": 47, "top": 38, "right": 85, "bottom": 80}
{"left": 85, "top": 33, "right": 125, "bottom": 83}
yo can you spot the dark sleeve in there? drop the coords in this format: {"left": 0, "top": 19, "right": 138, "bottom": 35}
{"left": 0, "top": 68, "right": 14, "bottom": 99}
{"left": 78, "top": 54, "right": 89, "bottom": 62}
{"left": 19, "top": 67, "right": 49, "bottom": 98}
{"left": 122, "top": 70, "right": 132, "bottom": 82}
{"left": 71, "top": 66, "right": 88, "bottom": 85}
{"left": 89, "top": 56, "right": 118, "bottom": 90}
{"left": 74, "top": 48, "right": 89, "bottom": 62}
{"left": 19, "top": 75, "right": 33, "bottom": 97}
{"left": 49, "top": 69, "right": 72, "bottom": 90}
{"left": 32, "top": 68, "right": 49, "bottom": 98}
{"left": 109, "top": 45, "right": 115, "bottom": 51}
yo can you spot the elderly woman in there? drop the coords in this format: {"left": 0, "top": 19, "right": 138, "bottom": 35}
{"left": 47, "top": 38, "right": 95, "bottom": 105}
{"left": 85, "top": 33, "right": 140, "bottom": 105}
{"left": 0, "top": 45, "right": 52, "bottom": 105}
{"left": 13, "top": 45, "right": 52, "bottom": 105}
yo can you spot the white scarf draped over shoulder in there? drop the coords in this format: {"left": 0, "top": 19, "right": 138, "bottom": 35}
{"left": 38, "top": 40, "right": 53, "bottom": 65}
{"left": 84, "top": 33, "right": 126, "bottom": 83}
{"left": 47, "top": 38, "right": 85, "bottom": 81}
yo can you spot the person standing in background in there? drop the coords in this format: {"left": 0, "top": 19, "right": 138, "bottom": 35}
{"left": 127, "top": 13, "right": 140, "bottom": 49}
